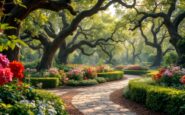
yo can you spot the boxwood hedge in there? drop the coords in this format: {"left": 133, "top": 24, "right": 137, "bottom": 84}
{"left": 124, "top": 78, "right": 185, "bottom": 115}
{"left": 97, "top": 71, "right": 124, "bottom": 81}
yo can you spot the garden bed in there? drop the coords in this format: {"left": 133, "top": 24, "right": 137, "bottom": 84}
{"left": 124, "top": 78, "right": 185, "bottom": 115}
{"left": 0, "top": 84, "right": 67, "bottom": 115}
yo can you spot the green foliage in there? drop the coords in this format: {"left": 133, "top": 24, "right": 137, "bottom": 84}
{"left": 26, "top": 78, "right": 59, "bottom": 88}
{"left": 124, "top": 70, "right": 148, "bottom": 75}
{"left": 0, "top": 84, "right": 67, "bottom": 115}
{"left": 125, "top": 78, "right": 185, "bottom": 115}
{"left": 66, "top": 79, "right": 98, "bottom": 86}
{"left": 97, "top": 71, "right": 124, "bottom": 81}
{"left": 95, "top": 77, "right": 107, "bottom": 83}
{"left": 163, "top": 52, "right": 178, "bottom": 66}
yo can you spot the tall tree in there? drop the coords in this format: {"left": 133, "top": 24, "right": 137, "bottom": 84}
{"left": 132, "top": 0, "right": 185, "bottom": 66}
{"left": 0, "top": 0, "right": 75, "bottom": 60}
{"left": 140, "top": 19, "right": 174, "bottom": 67}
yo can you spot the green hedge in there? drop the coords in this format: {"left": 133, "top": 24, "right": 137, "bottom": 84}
{"left": 125, "top": 78, "right": 185, "bottom": 115}
{"left": 97, "top": 71, "right": 124, "bottom": 81}
{"left": 66, "top": 79, "right": 98, "bottom": 86}
{"left": 124, "top": 70, "right": 148, "bottom": 75}
{"left": 26, "top": 77, "right": 59, "bottom": 88}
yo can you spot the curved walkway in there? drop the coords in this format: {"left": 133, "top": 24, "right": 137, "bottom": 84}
{"left": 49, "top": 75, "right": 139, "bottom": 115}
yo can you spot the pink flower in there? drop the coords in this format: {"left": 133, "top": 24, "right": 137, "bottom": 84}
{"left": 163, "top": 69, "right": 173, "bottom": 77}
{"left": 0, "top": 54, "right": 9, "bottom": 68}
{"left": 0, "top": 68, "right": 13, "bottom": 86}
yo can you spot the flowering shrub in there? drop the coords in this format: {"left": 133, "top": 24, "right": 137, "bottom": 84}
{"left": 153, "top": 66, "right": 185, "bottom": 88}
{"left": 96, "top": 65, "right": 113, "bottom": 73}
{"left": 124, "top": 65, "right": 148, "bottom": 70}
{"left": 114, "top": 65, "right": 125, "bottom": 70}
{"left": 0, "top": 54, "right": 9, "bottom": 68}
{"left": 84, "top": 67, "right": 97, "bottom": 79}
{"left": 67, "top": 68, "right": 84, "bottom": 80}
{"left": 0, "top": 54, "right": 24, "bottom": 86}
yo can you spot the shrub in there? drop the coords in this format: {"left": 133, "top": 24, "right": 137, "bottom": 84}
{"left": 114, "top": 65, "right": 125, "bottom": 70}
{"left": 125, "top": 78, "right": 185, "bottom": 115}
{"left": 124, "top": 70, "right": 148, "bottom": 75}
{"left": 124, "top": 65, "right": 148, "bottom": 70}
{"left": 84, "top": 67, "right": 97, "bottom": 79}
{"left": 96, "top": 65, "right": 113, "bottom": 73}
{"left": 153, "top": 66, "right": 185, "bottom": 88}
{"left": 97, "top": 71, "right": 123, "bottom": 81}
{"left": 0, "top": 84, "right": 67, "bottom": 115}
{"left": 66, "top": 79, "right": 98, "bottom": 86}
{"left": 67, "top": 69, "right": 84, "bottom": 80}
{"left": 26, "top": 78, "right": 59, "bottom": 88}
{"left": 95, "top": 77, "right": 107, "bottom": 83}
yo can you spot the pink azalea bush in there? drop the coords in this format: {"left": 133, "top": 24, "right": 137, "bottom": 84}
{"left": 67, "top": 68, "right": 84, "bottom": 80}
{"left": 124, "top": 65, "right": 148, "bottom": 70}
{"left": 153, "top": 66, "right": 185, "bottom": 87}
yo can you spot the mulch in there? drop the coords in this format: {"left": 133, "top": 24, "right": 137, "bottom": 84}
{"left": 61, "top": 90, "right": 84, "bottom": 115}
{"left": 110, "top": 89, "right": 165, "bottom": 115}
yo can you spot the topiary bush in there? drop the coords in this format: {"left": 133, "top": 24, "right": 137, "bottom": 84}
{"left": 124, "top": 78, "right": 185, "bottom": 115}
{"left": 97, "top": 71, "right": 124, "bottom": 81}
{"left": 26, "top": 78, "right": 59, "bottom": 88}
{"left": 95, "top": 77, "right": 107, "bottom": 83}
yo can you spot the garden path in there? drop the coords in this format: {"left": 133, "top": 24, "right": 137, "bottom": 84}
{"left": 49, "top": 75, "right": 140, "bottom": 115}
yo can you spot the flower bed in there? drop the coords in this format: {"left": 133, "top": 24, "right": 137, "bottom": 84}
{"left": 124, "top": 78, "right": 185, "bottom": 115}
{"left": 65, "top": 66, "right": 122, "bottom": 86}
{"left": 0, "top": 53, "right": 67, "bottom": 114}
{"left": 0, "top": 84, "right": 67, "bottom": 115}
{"left": 123, "top": 65, "right": 148, "bottom": 75}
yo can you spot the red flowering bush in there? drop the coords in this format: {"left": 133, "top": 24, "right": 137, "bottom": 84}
{"left": 180, "top": 75, "right": 185, "bottom": 84}
{"left": 84, "top": 67, "right": 97, "bottom": 79}
{"left": 153, "top": 66, "right": 185, "bottom": 87}
{"left": 9, "top": 61, "right": 24, "bottom": 80}
{"left": 0, "top": 68, "right": 13, "bottom": 86}
{"left": 0, "top": 53, "right": 24, "bottom": 86}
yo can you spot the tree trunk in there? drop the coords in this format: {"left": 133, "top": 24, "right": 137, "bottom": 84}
{"left": 57, "top": 40, "right": 68, "bottom": 64}
{"left": 175, "top": 39, "right": 185, "bottom": 67}
{"left": 151, "top": 47, "right": 163, "bottom": 67}
{"left": 37, "top": 46, "right": 56, "bottom": 70}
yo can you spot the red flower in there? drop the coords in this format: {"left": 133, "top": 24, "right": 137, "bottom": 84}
{"left": 9, "top": 61, "right": 24, "bottom": 80}
{"left": 153, "top": 73, "right": 162, "bottom": 80}
{"left": 180, "top": 75, "right": 185, "bottom": 84}
{"left": 0, "top": 68, "right": 13, "bottom": 86}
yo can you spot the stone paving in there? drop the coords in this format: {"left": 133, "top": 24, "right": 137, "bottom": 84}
{"left": 49, "top": 75, "right": 139, "bottom": 115}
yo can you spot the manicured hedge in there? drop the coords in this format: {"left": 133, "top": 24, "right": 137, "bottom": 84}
{"left": 97, "top": 71, "right": 124, "bottom": 81}
{"left": 26, "top": 77, "right": 59, "bottom": 88}
{"left": 124, "top": 70, "right": 148, "bottom": 75}
{"left": 66, "top": 79, "right": 98, "bottom": 86}
{"left": 125, "top": 78, "right": 185, "bottom": 115}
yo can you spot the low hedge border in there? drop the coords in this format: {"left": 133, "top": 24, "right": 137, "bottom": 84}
{"left": 97, "top": 71, "right": 124, "bottom": 81}
{"left": 66, "top": 79, "right": 98, "bottom": 86}
{"left": 125, "top": 78, "right": 185, "bottom": 115}
{"left": 124, "top": 70, "right": 148, "bottom": 75}
{"left": 25, "top": 77, "right": 59, "bottom": 88}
